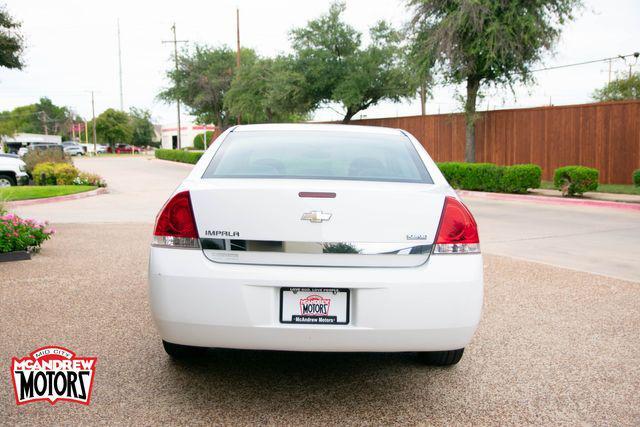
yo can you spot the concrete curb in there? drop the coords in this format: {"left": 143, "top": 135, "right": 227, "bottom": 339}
{"left": 6, "top": 187, "right": 109, "bottom": 207}
{"left": 457, "top": 190, "right": 640, "bottom": 212}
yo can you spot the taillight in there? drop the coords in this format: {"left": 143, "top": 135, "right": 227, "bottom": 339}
{"left": 434, "top": 196, "right": 480, "bottom": 254}
{"left": 152, "top": 191, "right": 200, "bottom": 249}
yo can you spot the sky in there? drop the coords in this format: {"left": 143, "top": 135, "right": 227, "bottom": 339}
{"left": 0, "top": 0, "right": 639, "bottom": 126}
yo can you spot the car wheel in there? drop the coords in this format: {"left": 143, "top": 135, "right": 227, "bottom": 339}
{"left": 0, "top": 174, "right": 16, "bottom": 187}
{"left": 162, "top": 340, "right": 207, "bottom": 359}
{"left": 417, "top": 348, "right": 464, "bottom": 366}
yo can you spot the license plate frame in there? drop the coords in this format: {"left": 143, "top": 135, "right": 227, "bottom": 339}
{"left": 279, "top": 287, "right": 350, "bottom": 325}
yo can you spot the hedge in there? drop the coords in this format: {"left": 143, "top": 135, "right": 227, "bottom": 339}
{"left": 33, "top": 162, "right": 80, "bottom": 185}
{"left": 155, "top": 149, "right": 203, "bottom": 164}
{"left": 633, "top": 169, "right": 640, "bottom": 187}
{"left": 193, "top": 131, "right": 216, "bottom": 150}
{"left": 553, "top": 166, "right": 599, "bottom": 196}
{"left": 437, "top": 162, "right": 541, "bottom": 194}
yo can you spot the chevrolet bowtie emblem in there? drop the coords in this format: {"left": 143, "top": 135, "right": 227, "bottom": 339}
{"left": 301, "top": 211, "right": 332, "bottom": 223}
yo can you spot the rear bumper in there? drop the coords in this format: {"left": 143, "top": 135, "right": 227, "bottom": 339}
{"left": 148, "top": 248, "right": 483, "bottom": 352}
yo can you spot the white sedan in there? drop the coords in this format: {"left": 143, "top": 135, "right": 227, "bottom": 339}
{"left": 148, "top": 124, "right": 482, "bottom": 366}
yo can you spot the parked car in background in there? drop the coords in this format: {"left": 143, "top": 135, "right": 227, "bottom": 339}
{"left": 0, "top": 153, "right": 29, "bottom": 187}
{"left": 28, "top": 143, "right": 64, "bottom": 154}
{"left": 79, "top": 143, "right": 108, "bottom": 154}
{"left": 62, "top": 142, "right": 85, "bottom": 156}
{"left": 110, "top": 144, "right": 142, "bottom": 154}
{"left": 149, "top": 124, "right": 483, "bottom": 366}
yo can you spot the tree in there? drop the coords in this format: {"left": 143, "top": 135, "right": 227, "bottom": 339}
{"left": 224, "top": 56, "right": 312, "bottom": 123}
{"left": 129, "top": 107, "right": 155, "bottom": 146}
{"left": 0, "top": 4, "right": 25, "bottom": 70}
{"left": 0, "top": 97, "right": 76, "bottom": 137}
{"left": 291, "top": 2, "right": 416, "bottom": 123}
{"left": 95, "top": 108, "right": 132, "bottom": 147}
{"left": 592, "top": 72, "right": 640, "bottom": 102}
{"left": 407, "top": 21, "right": 436, "bottom": 115}
{"left": 158, "top": 45, "right": 257, "bottom": 128}
{"left": 408, "top": 0, "right": 582, "bottom": 162}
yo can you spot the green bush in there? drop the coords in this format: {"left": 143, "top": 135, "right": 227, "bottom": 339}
{"left": 33, "top": 162, "right": 80, "bottom": 185}
{"left": 437, "top": 162, "right": 541, "bottom": 194}
{"left": 553, "top": 166, "right": 599, "bottom": 196}
{"left": 193, "top": 131, "right": 216, "bottom": 150}
{"left": 500, "top": 164, "right": 542, "bottom": 194}
{"left": 633, "top": 169, "right": 640, "bottom": 187}
{"left": 155, "top": 149, "right": 203, "bottom": 164}
{"left": 22, "top": 149, "right": 71, "bottom": 174}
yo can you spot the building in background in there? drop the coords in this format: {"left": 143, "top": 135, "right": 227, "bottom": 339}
{"left": 161, "top": 122, "right": 216, "bottom": 149}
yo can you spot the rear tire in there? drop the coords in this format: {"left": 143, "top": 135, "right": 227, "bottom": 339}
{"left": 0, "top": 174, "right": 16, "bottom": 187}
{"left": 162, "top": 340, "right": 206, "bottom": 359}
{"left": 417, "top": 348, "right": 464, "bottom": 366}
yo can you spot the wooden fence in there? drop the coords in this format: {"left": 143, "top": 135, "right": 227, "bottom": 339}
{"left": 348, "top": 100, "right": 640, "bottom": 184}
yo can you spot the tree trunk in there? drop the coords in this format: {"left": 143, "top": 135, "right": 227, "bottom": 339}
{"left": 464, "top": 78, "right": 480, "bottom": 163}
{"left": 420, "top": 83, "right": 426, "bottom": 116}
{"left": 342, "top": 108, "right": 357, "bottom": 124}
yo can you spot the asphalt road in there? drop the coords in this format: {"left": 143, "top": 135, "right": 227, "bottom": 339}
{"left": 13, "top": 155, "right": 640, "bottom": 282}
{"left": 1, "top": 223, "right": 638, "bottom": 425}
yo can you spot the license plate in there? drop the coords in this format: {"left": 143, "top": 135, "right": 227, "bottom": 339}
{"left": 280, "top": 288, "right": 350, "bottom": 325}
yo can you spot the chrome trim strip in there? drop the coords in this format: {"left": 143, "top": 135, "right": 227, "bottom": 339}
{"left": 200, "top": 238, "right": 432, "bottom": 255}
{"left": 200, "top": 238, "right": 433, "bottom": 267}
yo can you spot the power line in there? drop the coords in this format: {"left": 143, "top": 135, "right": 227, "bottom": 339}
{"left": 530, "top": 52, "right": 639, "bottom": 73}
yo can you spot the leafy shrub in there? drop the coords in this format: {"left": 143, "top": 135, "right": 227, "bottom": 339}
{"left": 0, "top": 212, "right": 55, "bottom": 253}
{"left": 193, "top": 131, "right": 216, "bottom": 150}
{"left": 73, "top": 172, "right": 107, "bottom": 187}
{"left": 437, "top": 162, "right": 541, "bottom": 193}
{"left": 22, "top": 149, "right": 71, "bottom": 174}
{"left": 52, "top": 163, "right": 79, "bottom": 185}
{"left": 500, "top": 164, "right": 542, "bottom": 194}
{"left": 155, "top": 149, "right": 203, "bottom": 164}
{"left": 33, "top": 162, "right": 80, "bottom": 185}
{"left": 553, "top": 166, "right": 599, "bottom": 196}
{"left": 32, "top": 163, "right": 57, "bottom": 185}
{"left": 633, "top": 169, "right": 640, "bottom": 187}
{"left": 460, "top": 163, "right": 503, "bottom": 192}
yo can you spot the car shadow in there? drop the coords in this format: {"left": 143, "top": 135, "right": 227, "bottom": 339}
{"left": 156, "top": 348, "right": 446, "bottom": 415}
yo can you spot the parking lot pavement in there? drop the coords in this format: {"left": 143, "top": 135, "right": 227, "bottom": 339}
{"left": 12, "top": 155, "right": 193, "bottom": 223}
{"left": 13, "top": 155, "right": 640, "bottom": 282}
{"left": 464, "top": 198, "right": 640, "bottom": 283}
{"left": 1, "top": 223, "right": 639, "bottom": 425}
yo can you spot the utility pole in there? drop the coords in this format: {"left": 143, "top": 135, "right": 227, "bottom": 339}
{"left": 162, "top": 24, "right": 187, "bottom": 149}
{"left": 117, "top": 18, "right": 124, "bottom": 111}
{"left": 608, "top": 58, "right": 612, "bottom": 83}
{"left": 91, "top": 91, "right": 97, "bottom": 154}
{"left": 40, "top": 112, "right": 48, "bottom": 135}
{"left": 236, "top": 8, "right": 241, "bottom": 125}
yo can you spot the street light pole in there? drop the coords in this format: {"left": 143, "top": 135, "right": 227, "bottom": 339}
{"left": 236, "top": 8, "right": 241, "bottom": 125}
{"left": 91, "top": 91, "right": 97, "bottom": 154}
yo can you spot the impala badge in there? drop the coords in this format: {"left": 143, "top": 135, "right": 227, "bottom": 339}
{"left": 301, "top": 211, "right": 332, "bottom": 223}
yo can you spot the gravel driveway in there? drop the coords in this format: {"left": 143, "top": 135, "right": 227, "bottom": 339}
{"left": 1, "top": 223, "right": 638, "bottom": 425}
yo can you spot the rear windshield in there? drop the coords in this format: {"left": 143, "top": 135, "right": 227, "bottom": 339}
{"left": 202, "top": 130, "right": 432, "bottom": 183}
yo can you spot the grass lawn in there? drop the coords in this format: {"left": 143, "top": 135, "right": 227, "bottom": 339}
{"left": 0, "top": 185, "right": 97, "bottom": 201}
{"left": 540, "top": 181, "right": 640, "bottom": 195}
